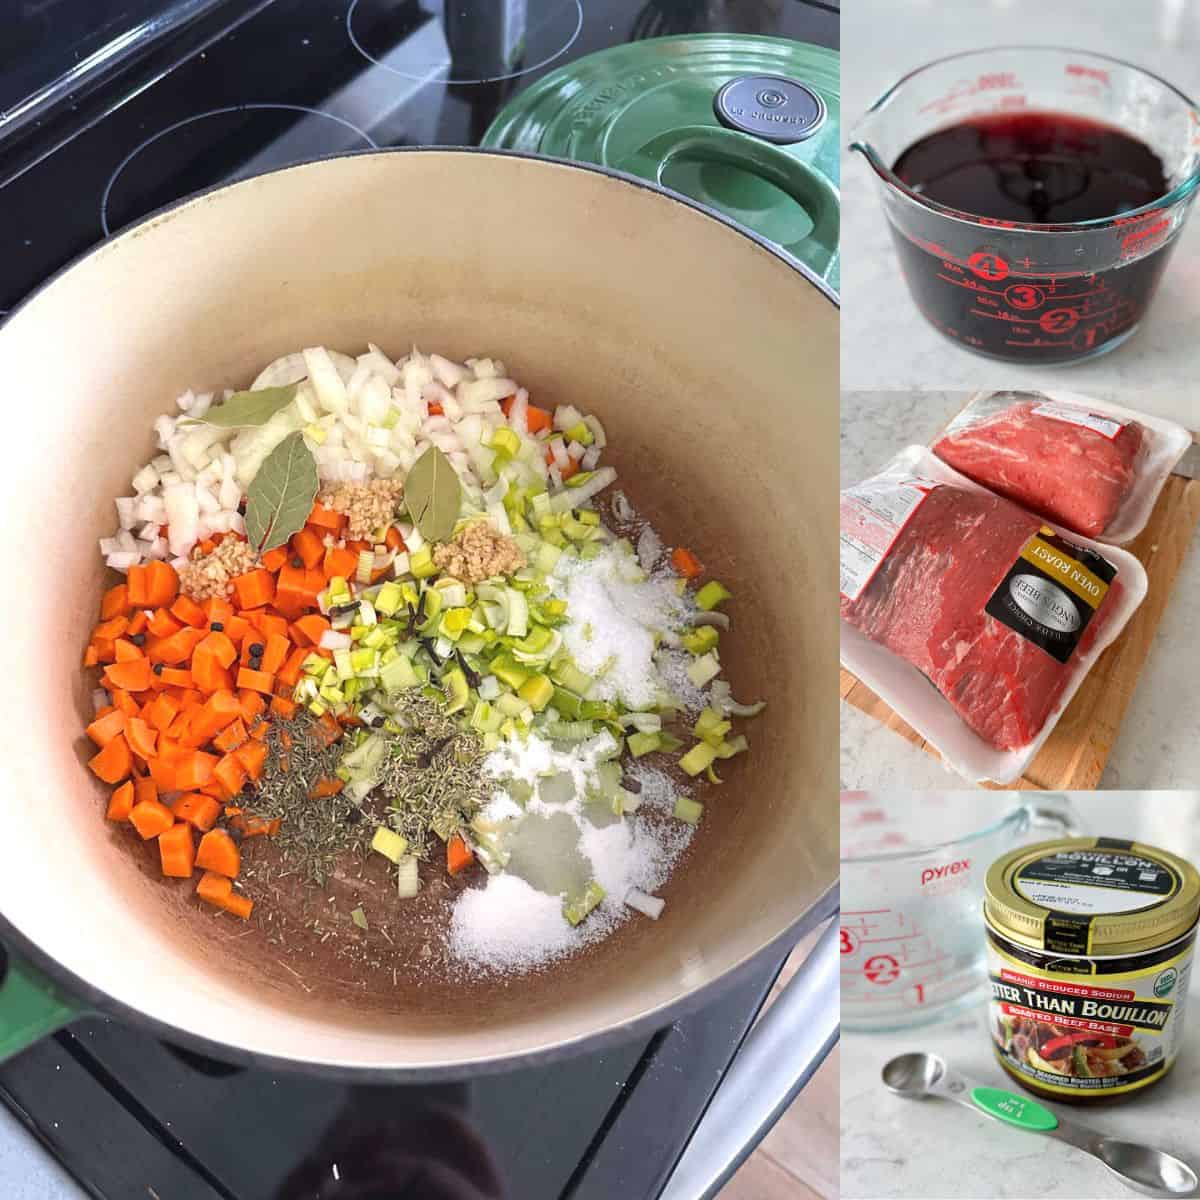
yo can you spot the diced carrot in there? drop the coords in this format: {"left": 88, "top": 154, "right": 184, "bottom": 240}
{"left": 114, "top": 638, "right": 145, "bottom": 663}
{"left": 671, "top": 547, "right": 704, "bottom": 579}
{"left": 232, "top": 569, "right": 275, "bottom": 610}
{"left": 195, "top": 828, "right": 240, "bottom": 877}
{"left": 100, "top": 583, "right": 131, "bottom": 620}
{"left": 223, "top": 614, "right": 251, "bottom": 644}
{"left": 277, "top": 646, "right": 309, "bottom": 687}
{"left": 213, "top": 753, "right": 247, "bottom": 797}
{"left": 248, "top": 721, "right": 270, "bottom": 742}
{"left": 237, "top": 689, "right": 266, "bottom": 724}
{"left": 83, "top": 645, "right": 100, "bottom": 668}
{"left": 261, "top": 545, "right": 289, "bottom": 572}
{"left": 111, "top": 689, "right": 141, "bottom": 717}
{"left": 236, "top": 667, "right": 275, "bottom": 694}
{"left": 316, "top": 711, "right": 343, "bottom": 746}
{"left": 190, "top": 645, "right": 233, "bottom": 694}
{"left": 129, "top": 797, "right": 174, "bottom": 839}
{"left": 289, "top": 526, "right": 325, "bottom": 570}
{"left": 174, "top": 751, "right": 217, "bottom": 791}
{"left": 309, "top": 777, "right": 343, "bottom": 798}
{"left": 147, "top": 757, "right": 177, "bottom": 792}
{"left": 384, "top": 525, "right": 405, "bottom": 552}
{"left": 308, "top": 501, "right": 346, "bottom": 531}
{"left": 106, "top": 781, "right": 135, "bottom": 821}
{"left": 447, "top": 833, "right": 474, "bottom": 876}
{"left": 189, "top": 690, "right": 241, "bottom": 743}
{"left": 221, "top": 893, "right": 254, "bottom": 920}
{"left": 212, "top": 718, "right": 248, "bottom": 753}
{"left": 290, "top": 614, "right": 330, "bottom": 647}
{"left": 269, "top": 696, "right": 297, "bottom": 719}
{"left": 202, "top": 597, "right": 235, "bottom": 625}
{"left": 147, "top": 626, "right": 205, "bottom": 665}
{"left": 171, "top": 793, "right": 222, "bottom": 832}
{"left": 86, "top": 708, "right": 127, "bottom": 747}
{"left": 254, "top": 612, "right": 290, "bottom": 641}
{"left": 158, "top": 666, "right": 193, "bottom": 688}
{"left": 147, "top": 608, "right": 183, "bottom": 638}
{"left": 143, "top": 561, "right": 179, "bottom": 608}
{"left": 158, "top": 822, "right": 195, "bottom": 877}
{"left": 89, "top": 733, "right": 132, "bottom": 783}
{"left": 323, "top": 546, "right": 358, "bottom": 580}
{"left": 558, "top": 458, "right": 580, "bottom": 482}
{"left": 103, "top": 657, "right": 153, "bottom": 693}
{"left": 260, "top": 634, "right": 290, "bottom": 675}
{"left": 144, "top": 693, "right": 179, "bottom": 733}
{"left": 126, "top": 716, "right": 157, "bottom": 760}
{"left": 427, "top": 400, "right": 443, "bottom": 417}
{"left": 92, "top": 616, "right": 130, "bottom": 642}
{"left": 234, "top": 739, "right": 268, "bottom": 781}
{"left": 126, "top": 610, "right": 149, "bottom": 637}
{"left": 196, "top": 870, "right": 233, "bottom": 908}
{"left": 90, "top": 637, "right": 117, "bottom": 663}
{"left": 502, "top": 396, "right": 554, "bottom": 434}
{"left": 170, "top": 594, "right": 207, "bottom": 628}
{"left": 198, "top": 630, "right": 238, "bottom": 669}
{"left": 134, "top": 776, "right": 158, "bottom": 806}
{"left": 126, "top": 564, "right": 150, "bottom": 607}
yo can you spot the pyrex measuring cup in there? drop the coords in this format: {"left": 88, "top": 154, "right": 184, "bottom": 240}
{"left": 841, "top": 793, "right": 1077, "bottom": 1032}
{"left": 851, "top": 47, "right": 1200, "bottom": 365}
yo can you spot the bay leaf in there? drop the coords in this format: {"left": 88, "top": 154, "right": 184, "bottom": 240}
{"left": 405, "top": 444, "right": 462, "bottom": 543}
{"left": 244, "top": 432, "right": 319, "bottom": 552}
{"left": 184, "top": 382, "right": 300, "bottom": 428}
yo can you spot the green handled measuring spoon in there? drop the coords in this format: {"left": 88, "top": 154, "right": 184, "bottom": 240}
{"left": 882, "top": 1052, "right": 1198, "bottom": 1198}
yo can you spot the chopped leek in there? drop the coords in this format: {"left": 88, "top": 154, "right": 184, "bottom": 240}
{"left": 563, "top": 880, "right": 606, "bottom": 926}
{"left": 409, "top": 546, "right": 437, "bottom": 578}
{"left": 673, "top": 796, "right": 704, "bottom": 825}
{"left": 686, "top": 652, "right": 721, "bottom": 689}
{"left": 442, "top": 666, "right": 469, "bottom": 714}
{"left": 627, "top": 731, "right": 661, "bottom": 758}
{"left": 517, "top": 674, "right": 554, "bottom": 712}
{"left": 371, "top": 826, "right": 409, "bottom": 863}
{"left": 695, "top": 580, "right": 732, "bottom": 611}
{"left": 396, "top": 855, "right": 420, "bottom": 899}
{"left": 679, "top": 741, "right": 718, "bottom": 776}
{"left": 681, "top": 626, "right": 719, "bottom": 656}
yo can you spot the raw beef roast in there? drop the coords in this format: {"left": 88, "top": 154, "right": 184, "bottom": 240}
{"left": 933, "top": 400, "right": 1144, "bottom": 537}
{"left": 841, "top": 485, "right": 1115, "bottom": 751}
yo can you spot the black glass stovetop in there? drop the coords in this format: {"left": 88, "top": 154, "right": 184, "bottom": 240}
{"left": 0, "top": 3, "right": 836, "bottom": 1198}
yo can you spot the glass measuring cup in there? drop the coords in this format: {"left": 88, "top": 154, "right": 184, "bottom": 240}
{"left": 850, "top": 47, "right": 1200, "bottom": 365}
{"left": 841, "top": 792, "right": 1077, "bottom": 1032}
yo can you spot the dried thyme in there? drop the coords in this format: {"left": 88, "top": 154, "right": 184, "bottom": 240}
{"left": 240, "top": 713, "right": 369, "bottom": 887}
{"left": 375, "top": 695, "right": 490, "bottom": 858}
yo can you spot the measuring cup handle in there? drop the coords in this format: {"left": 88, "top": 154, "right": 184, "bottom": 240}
{"left": 1027, "top": 799, "right": 1080, "bottom": 838}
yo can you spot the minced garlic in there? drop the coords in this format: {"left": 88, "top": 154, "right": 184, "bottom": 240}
{"left": 179, "top": 538, "right": 259, "bottom": 601}
{"left": 319, "top": 478, "right": 404, "bottom": 542}
{"left": 432, "top": 519, "right": 525, "bottom": 584}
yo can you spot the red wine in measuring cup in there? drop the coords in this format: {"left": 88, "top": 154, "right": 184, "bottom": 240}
{"left": 889, "top": 112, "right": 1174, "bottom": 363}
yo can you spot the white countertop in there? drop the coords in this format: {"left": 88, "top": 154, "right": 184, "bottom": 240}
{"left": 842, "top": 791, "right": 1200, "bottom": 1199}
{"left": 840, "top": 390, "right": 1200, "bottom": 791}
{"left": 841, "top": 0, "right": 1200, "bottom": 411}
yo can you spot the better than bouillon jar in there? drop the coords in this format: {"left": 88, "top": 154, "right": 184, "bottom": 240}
{"left": 984, "top": 836, "right": 1200, "bottom": 1102}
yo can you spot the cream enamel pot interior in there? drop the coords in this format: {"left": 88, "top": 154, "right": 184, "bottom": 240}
{"left": 0, "top": 150, "right": 837, "bottom": 1076}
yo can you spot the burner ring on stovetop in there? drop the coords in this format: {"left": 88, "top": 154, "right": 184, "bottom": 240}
{"left": 101, "top": 104, "right": 377, "bottom": 236}
{"left": 346, "top": 0, "right": 583, "bottom": 85}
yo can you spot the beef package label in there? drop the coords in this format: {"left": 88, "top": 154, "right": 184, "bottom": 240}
{"left": 1031, "top": 401, "right": 1127, "bottom": 441}
{"left": 985, "top": 527, "right": 1117, "bottom": 663}
{"left": 839, "top": 476, "right": 940, "bottom": 602}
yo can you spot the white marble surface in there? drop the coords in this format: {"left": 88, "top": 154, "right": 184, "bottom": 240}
{"left": 842, "top": 792, "right": 1200, "bottom": 1199}
{"left": 840, "top": 391, "right": 1200, "bottom": 790}
{"left": 841, "top": 0, "right": 1200, "bottom": 410}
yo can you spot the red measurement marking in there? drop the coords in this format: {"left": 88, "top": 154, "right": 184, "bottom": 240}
{"left": 840, "top": 928, "right": 859, "bottom": 956}
{"left": 1039, "top": 307, "right": 1079, "bottom": 334}
{"left": 967, "top": 251, "right": 1009, "bottom": 281}
{"left": 863, "top": 955, "right": 901, "bottom": 985}
{"left": 1065, "top": 64, "right": 1110, "bottom": 85}
{"left": 1005, "top": 284, "right": 1044, "bottom": 310}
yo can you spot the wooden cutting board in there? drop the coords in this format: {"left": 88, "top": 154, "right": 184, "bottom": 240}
{"left": 841, "top": 433, "right": 1200, "bottom": 791}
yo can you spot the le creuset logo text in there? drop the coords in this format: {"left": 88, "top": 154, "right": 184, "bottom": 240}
{"left": 921, "top": 859, "right": 970, "bottom": 886}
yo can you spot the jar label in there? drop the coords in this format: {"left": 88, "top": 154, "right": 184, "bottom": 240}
{"left": 987, "top": 934, "right": 1194, "bottom": 1096}
{"left": 1014, "top": 845, "right": 1181, "bottom": 953}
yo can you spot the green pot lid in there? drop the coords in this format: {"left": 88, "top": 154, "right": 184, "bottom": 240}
{"left": 483, "top": 35, "right": 839, "bottom": 292}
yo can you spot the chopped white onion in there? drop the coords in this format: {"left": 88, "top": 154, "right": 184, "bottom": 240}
{"left": 319, "top": 630, "right": 352, "bottom": 651}
{"left": 624, "top": 888, "right": 665, "bottom": 920}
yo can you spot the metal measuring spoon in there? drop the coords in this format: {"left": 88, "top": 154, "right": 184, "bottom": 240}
{"left": 882, "top": 1052, "right": 1198, "bottom": 1198}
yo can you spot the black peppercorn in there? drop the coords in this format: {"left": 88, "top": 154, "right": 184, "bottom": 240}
{"left": 291, "top": 557, "right": 304, "bottom": 569}
{"left": 249, "top": 643, "right": 265, "bottom": 656}
{"left": 210, "top": 621, "right": 224, "bottom": 632}
{"left": 129, "top": 633, "right": 146, "bottom": 647}
{"left": 153, "top": 663, "right": 164, "bottom": 676}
